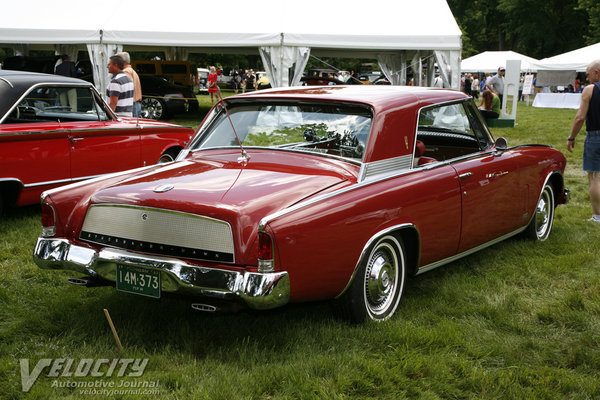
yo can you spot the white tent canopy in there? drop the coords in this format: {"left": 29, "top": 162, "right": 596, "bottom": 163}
{"left": 0, "top": 0, "right": 462, "bottom": 93}
{"left": 461, "top": 51, "right": 539, "bottom": 73}
{"left": 535, "top": 42, "right": 600, "bottom": 72}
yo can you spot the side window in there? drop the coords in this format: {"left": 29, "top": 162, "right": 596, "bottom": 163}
{"left": 421, "top": 103, "right": 473, "bottom": 134}
{"left": 415, "top": 102, "right": 481, "bottom": 164}
{"left": 3, "top": 86, "right": 109, "bottom": 124}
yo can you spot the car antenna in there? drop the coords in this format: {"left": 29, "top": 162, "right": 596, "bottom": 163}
{"left": 217, "top": 98, "right": 250, "bottom": 164}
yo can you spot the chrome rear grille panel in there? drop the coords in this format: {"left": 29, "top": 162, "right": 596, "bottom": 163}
{"left": 80, "top": 204, "right": 234, "bottom": 263}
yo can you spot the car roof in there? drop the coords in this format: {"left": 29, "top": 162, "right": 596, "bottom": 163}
{"left": 0, "top": 70, "right": 93, "bottom": 117}
{"left": 226, "top": 85, "right": 469, "bottom": 113}
{"left": 0, "top": 69, "right": 89, "bottom": 86}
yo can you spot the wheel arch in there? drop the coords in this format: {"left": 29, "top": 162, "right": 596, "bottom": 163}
{"left": 0, "top": 178, "right": 24, "bottom": 209}
{"left": 335, "top": 223, "right": 421, "bottom": 299}
{"left": 157, "top": 145, "right": 184, "bottom": 163}
{"left": 526, "top": 170, "right": 563, "bottom": 225}
{"left": 546, "top": 170, "right": 564, "bottom": 205}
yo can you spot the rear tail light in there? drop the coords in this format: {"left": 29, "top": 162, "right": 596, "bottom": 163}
{"left": 257, "top": 231, "right": 274, "bottom": 273}
{"left": 41, "top": 201, "right": 56, "bottom": 237}
{"left": 178, "top": 91, "right": 188, "bottom": 104}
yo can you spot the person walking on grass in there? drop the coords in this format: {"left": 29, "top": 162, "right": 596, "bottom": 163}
{"left": 568, "top": 59, "right": 600, "bottom": 224}
{"left": 207, "top": 66, "right": 219, "bottom": 104}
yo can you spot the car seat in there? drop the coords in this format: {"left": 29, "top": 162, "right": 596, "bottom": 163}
{"left": 414, "top": 140, "right": 437, "bottom": 166}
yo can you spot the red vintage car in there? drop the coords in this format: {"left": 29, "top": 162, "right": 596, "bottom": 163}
{"left": 0, "top": 70, "right": 195, "bottom": 214}
{"left": 33, "top": 85, "right": 569, "bottom": 322}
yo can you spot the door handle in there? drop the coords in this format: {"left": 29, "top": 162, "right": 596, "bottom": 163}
{"left": 68, "top": 135, "right": 84, "bottom": 143}
{"left": 458, "top": 172, "right": 473, "bottom": 179}
{"left": 486, "top": 171, "right": 508, "bottom": 179}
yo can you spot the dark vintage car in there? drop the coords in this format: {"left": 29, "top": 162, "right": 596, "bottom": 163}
{"left": 137, "top": 75, "right": 199, "bottom": 120}
{"left": 0, "top": 70, "right": 195, "bottom": 215}
{"left": 33, "top": 86, "right": 569, "bottom": 322}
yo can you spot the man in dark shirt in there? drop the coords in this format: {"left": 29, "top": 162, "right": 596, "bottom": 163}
{"left": 54, "top": 55, "right": 77, "bottom": 111}
{"left": 568, "top": 59, "right": 600, "bottom": 224}
{"left": 54, "top": 55, "right": 76, "bottom": 77}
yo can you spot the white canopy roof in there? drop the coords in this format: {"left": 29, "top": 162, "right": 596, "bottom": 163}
{"left": 536, "top": 42, "right": 600, "bottom": 72}
{"left": 0, "top": 0, "right": 461, "bottom": 53}
{"left": 461, "top": 51, "right": 539, "bottom": 73}
{"left": 0, "top": 0, "right": 462, "bottom": 91}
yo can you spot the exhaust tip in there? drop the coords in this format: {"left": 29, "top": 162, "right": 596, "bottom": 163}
{"left": 67, "top": 277, "right": 113, "bottom": 287}
{"left": 191, "top": 303, "right": 218, "bottom": 313}
{"left": 67, "top": 277, "right": 90, "bottom": 286}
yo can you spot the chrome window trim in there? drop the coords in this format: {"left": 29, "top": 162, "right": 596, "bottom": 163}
{"left": 0, "top": 81, "right": 116, "bottom": 125}
{"left": 0, "top": 77, "right": 14, "bottom": 88}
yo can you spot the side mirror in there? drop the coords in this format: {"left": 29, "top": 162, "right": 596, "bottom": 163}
{"left": 494, "top": 137, "right": 508, "bottom": 153}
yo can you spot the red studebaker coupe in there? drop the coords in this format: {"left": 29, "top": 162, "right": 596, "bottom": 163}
{"left": 0, "top": 70, "right": 194, "bottom": 215}
{"left": 33, "top": 86, "right": 569, "bottom": 322}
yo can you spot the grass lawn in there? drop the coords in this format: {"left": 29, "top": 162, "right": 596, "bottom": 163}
{"left": 1, "top": 99, "right": 599, "bottom": 399}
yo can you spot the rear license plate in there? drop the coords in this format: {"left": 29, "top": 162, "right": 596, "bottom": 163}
{"left": 116, "top": 265, "right": 161, "bottom": 298}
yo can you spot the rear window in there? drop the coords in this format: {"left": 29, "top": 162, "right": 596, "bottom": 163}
{"left": 192, "top": 101, "right": 373, "bottom": 162}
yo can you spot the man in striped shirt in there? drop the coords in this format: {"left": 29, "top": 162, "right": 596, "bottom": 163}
{"left": 106, "top": 55, "right": 134, "bottom": 117}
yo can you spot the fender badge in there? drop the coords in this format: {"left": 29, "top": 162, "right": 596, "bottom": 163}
{"left": 153, "top": 184, "right": 174, "bottom": 193}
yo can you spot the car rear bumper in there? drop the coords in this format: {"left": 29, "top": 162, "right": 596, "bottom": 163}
{"left": 33, "top": 237, "right": 289, "bottom": 310}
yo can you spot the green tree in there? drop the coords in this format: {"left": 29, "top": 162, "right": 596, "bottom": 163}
{"left": 448, "top": 0, "right": 591, "bottom": 59}
{"left": 578, "top": 0, "right": 600, "bottom": 44}
{"left": 500, "top": 0, "right": 587, "bottom": 59}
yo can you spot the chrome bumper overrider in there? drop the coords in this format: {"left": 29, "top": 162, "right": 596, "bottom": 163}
{"left": 33, "top": 238, "right": 289, "bottom": 310}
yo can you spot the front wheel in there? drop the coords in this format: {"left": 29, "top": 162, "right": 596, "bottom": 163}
{"left": 336, "top": 235, "right": 406, "bottom": 323}
{"left": 524, "top": 183, "right": 555, "bottom": 241}
{"left": 157, "top": 148, "right": 181, "bottom": 164}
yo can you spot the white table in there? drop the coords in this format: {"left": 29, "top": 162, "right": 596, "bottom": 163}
{"left": 532, "top": 93, "right": 582, "bottom": 109}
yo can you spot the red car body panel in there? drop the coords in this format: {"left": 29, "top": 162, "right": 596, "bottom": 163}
{"left": 32, "top": 85, "right": 569, "bottom": 318}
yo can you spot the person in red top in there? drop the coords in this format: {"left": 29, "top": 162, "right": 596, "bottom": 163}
{"left": 207, "top": 66, "right": 219, "bottom": 104}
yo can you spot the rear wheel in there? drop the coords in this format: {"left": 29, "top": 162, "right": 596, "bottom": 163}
{"left": 336, "top": 235, "right": 406, "bottom": 323}
{"left": 141, "top": 97, "right": 166, "bottom": 120}
{"left": 524, "top": 183, "right": 555, "bottom": 241}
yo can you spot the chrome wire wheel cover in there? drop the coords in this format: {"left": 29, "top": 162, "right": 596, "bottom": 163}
{"left": 141, "top": 98, "right": 164, "bottom": 120}
{"left": 363, "top": 241, "right": 399, "bottom": 317}
{"left": 535, "top": 186, "right": 554, "bottom": 240}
